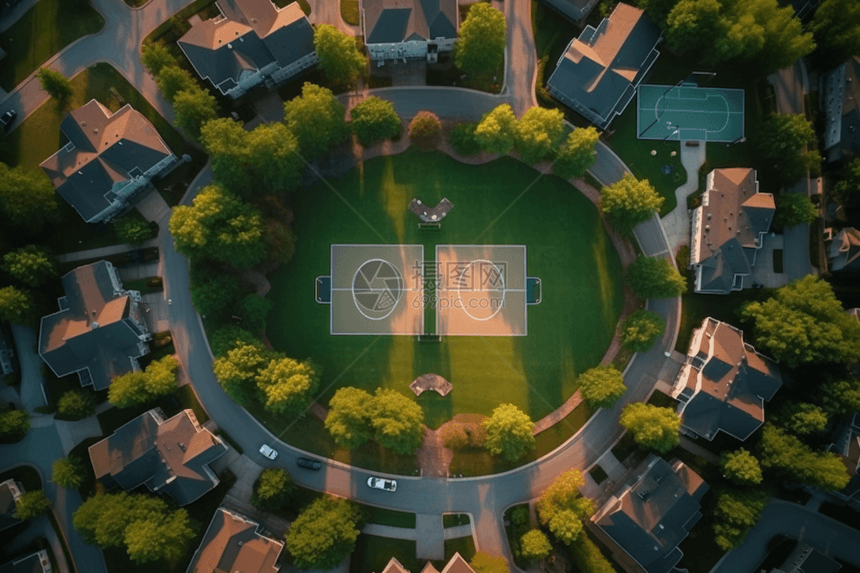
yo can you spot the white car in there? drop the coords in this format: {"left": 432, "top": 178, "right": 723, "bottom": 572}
{"left": 259, "top": 444, "right": 278, "bottom": 460}
{"left": 367, "top": 476, "right": 397, "bottom": 492}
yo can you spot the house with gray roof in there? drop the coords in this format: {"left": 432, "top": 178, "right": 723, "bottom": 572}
{"left": 546, "top": 2, "right": 660, "bottom": 129}
{"left": 38, "top": 260, "right": 151, "bottom": 392}
{"left": 39, "top": 99, "right": 177, "bottom": 224}
{"left": 540, "top": 0, "right": 600, "bottom": 22}
{"left": 825, "top": 227, "right": 860, "bottom": 273}
{"left": 821, "top": 56, "right": 860, "bottom": 163}
{"left": 689, "top": 168, "right": 775, "bottom": 294}
{"left": 178, "top": 0, "right": 317, "bottom": 98}
{"left": 589, "top": 455, "right": 708, "bottom": 573}
{"left": 670, "top": 318, "right": 782, "bottom": 441}
{"left": 770, "top": 542, "right": 842, "bottom": 573}
{"left": 361, "top": 0, "right": 458, "bottom": 64}
{"left": 187, "top": 508, "right": 283, "bottom": 573}
{"left": 827, "top": 413, "right": 860, "bottom": 511}
{"left": 0, "top": 479, "right": 23, "bottom": 533}
{"left": 0, "top": 550, "right": 52, "bottom": 573}
{"left": 89, "top": 408, "right": 227, "bottom": 506}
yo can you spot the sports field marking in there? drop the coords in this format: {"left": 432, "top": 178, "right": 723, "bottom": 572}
{"left": 637, "top": 84, "right": 745, "bottom": 142}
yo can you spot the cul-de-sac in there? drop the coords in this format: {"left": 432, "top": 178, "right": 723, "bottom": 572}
{"left": 1, "top": 0, "right": 859, "bottom": 572}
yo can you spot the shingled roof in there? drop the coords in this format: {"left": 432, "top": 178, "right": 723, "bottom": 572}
{"left": 38, "top": 261, "right": 149, "bottom": 392}
{"left": 39, "top": 100, "right": 172, "bottom": 223}
{"left": 363, "top": 0, "right": 458, "bottom": 44}
{"left": 187, "top": 508, "right": 283, "bottom": 573}
{"left": 378, "top": 554, "right": 475, "bottom": 573}
{"left": 672, "top": 318, "right": 782, "bottom": 441}
{"left": 827, "top": 227, "right": 860, "bottom": 272}
{"left": 89, "top": 408, "right": 227, "bottom": 506}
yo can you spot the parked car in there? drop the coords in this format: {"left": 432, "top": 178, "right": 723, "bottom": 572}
{"left": 0, "top": 110, "right": 17, "bottom": 132}
{"left": 367, "top": 476, "right": 397, "bottom": 492}
{"left": 296, "top": 457, "right": 322, "bottom": 470}
{"left": 259, "top": 444, "right": 278, "bottom": 460}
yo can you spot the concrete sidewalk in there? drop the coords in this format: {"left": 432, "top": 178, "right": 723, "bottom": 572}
{"left": 661, "top": 142, "right": 707, "bottom": 253}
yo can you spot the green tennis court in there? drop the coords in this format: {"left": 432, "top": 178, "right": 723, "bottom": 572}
{"left": 637, "top": 84, "right": 745, "bottom": 142}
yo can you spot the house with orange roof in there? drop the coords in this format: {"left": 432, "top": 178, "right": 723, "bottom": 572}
{"left": 187, "top": 508, "right": 283, "bottom": 573}
{"left": 378, "top": 553, "right": 475, "bottom": 573}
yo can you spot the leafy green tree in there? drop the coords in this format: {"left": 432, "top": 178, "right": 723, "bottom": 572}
{"left": 251, "top": 468, "right": 296, "bottom": 510}
{"left": 834, "top": 158, "right": 860, "bottom": 210}
{"left": 627, "top": 255, "right": 686, "bottom": 299}
{"left": 351, "top": 96, "right": 401, "bottom": 146}
{"left": 578, "top": 365, "right": 626, "bottom": 409}
{"left": 0, "top": 286, "right": 35, "bottom": 325}
{"left": 114, "top": 216, "right": 155, "bottom": 245}
{"left": 169, "top": 185, "right": 267, "bottom": 268}
{"left": 325, "top": 387, "right": 373, "bottom": 449}
{"left": 665, "top": 0, "right": 722, "bottom": 53}
{"left": 369, "top": 388, "right": 425, "bottom": 455}
{"left": 208, "top": 324, "right": 260, "bottom": 358}
{"left": 519, "top": 529, "right": 552, "bottom": 563}
{"left": 781, "top": 402, "right": 828, "bottom": 435}
{"left": 263, "top": 217, "right": 298, "bottom": 267}
{"left": 739, "top": 0, "right": 814, "bottom": 72}
{"left": 757, "top": 114, "right": 817, "bottom": 186}
{"left": 235, "top": 294, "right": 273, "bottom": 334}
{"left": 641, "top": 0, "right": 682, "bottom": 27}
{"left": 569, "top": 534, "right": 616, "bottom": 573}
{"left": 408, "top": 111, "right": 442, "bottom": 148}
{"left": 37, "top": 68, "right": 72, "bottom": 101}
{"left": 537, "top": 470, "right": 593, "bottom": 544}
{"left": 213, "top": 342, "right": 268, "bottom": 405}
{"left": 822, "top": 378, "right": 860, "bottom": 415}
{"left": 285, "top": 496, "right": 363, "bottom": 569}
{"left": 740, "top": 276, "right": 860, "bottom": 367}
{"left": 553, "top": 127, "right": 599, "bottom": 180}
{"left": 3, "top": 245, "right": 55, "bottom": 287}
{"left": 812, "top": 0, "right": 860, "bottom": 65}
{"left": 476, "top": 104, "right": 518, "bottom": 155}
{"left": 600, "top": 174, "right": 664, "bottom": 234}
{"left": 57, "top": 389, "right": 97, "bottom": 420}
{"left": 449, "top": 122, "right": 483, "bottom": 156}
{"left": 515, "top": 107, "right": 565, "bottom": 165}
{"left": 759, "top": 424, "right": 851, "bottom": 490}
{"left": 173, "top": 86, "right": 218, "bottom": 140}
{"left": 14, "top": 490, "right": 52, "bottom": 519}
{"left": 470, "top": 552, "right": 510, "bottom": 573}
{"left": 720, "top": 448, "right": 763, "bottom": 485}
{"left": 619, "top": 403, "right": 681, "bottom": 453}
{"left": 774, "top": 193, "right": 818, "bottom": 230}
{"left": 108, "top": 356, "right": 179, "bottom": 408}
{"left": 156, "top": 66, "right": 196, "bottom": 103}
{"left": 313, "top": 24, "right": 366, "bottom": 85}
{"left": 52, "top": 456, "right": 86, "bottom": 489}
{"left": 712, "top": 488, "right": 767, "bottom": 551}
{"left": 620, "top": 309, "right": 666, "bottom": 351}
{"left": 189, "top": 263, "right": 243, "bottom": 319}
{"left": 255, "top": 357, "right": 320, "bottom": 417}
{"left": 141, "top": 42, "right": 178, "bottom": 77}
{"left": 124, "top": 509, "right": 195, "bottom": 564}
{"left": 284, "top": 83, "right": 350, "bottom": 158}
{"left": 0, "top": 164, "right": 59, "bottom": 232}
{"left": 483, "top": 403, "right": 536, "bottom": 462}
{"left": 441, "top": 423, "right": 486, "bottom": 450}
{"left": 454, "top": 2, "right": 506, "bottom": 76}
{"left": 0, "top": 406, "right": 30, "bottom": 442}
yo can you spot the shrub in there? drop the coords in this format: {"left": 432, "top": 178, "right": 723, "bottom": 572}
{"left": 449, "top": 122, "right": 483, "bottom": 156}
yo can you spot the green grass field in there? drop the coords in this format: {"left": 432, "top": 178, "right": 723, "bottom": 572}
{"left": 266, "top": 149, "right": 623, "bottom": 429}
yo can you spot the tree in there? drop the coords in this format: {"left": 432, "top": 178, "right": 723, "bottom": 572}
{"left": 812, "top": 0, "right": 860, "bottom": 65}
{"left": 156, "top": 66, "right": 196, "bottom": 103}
{"left": 0, "top": 286, "right": 34, "bottom": 325}
{"left": 620, "top": 309, "right": 666, "bottom": 352}
{"left": 369, "top": 388, "right": 425, "bottom": 455}
{"left": 441, "top": 423, "right": 485, "bottom": 450}
{"left": 822, "top": 378, "right": 860, "bottom": 415}
{"left": 578, "top": 365, "right": 626, "bottom": 409}
{"left": 626, "top": 255, "right": 686, "bottom": 299}
{"left": 757, "top": 113, "right": 817, "bottom": 186}
{"left": 454, "top": 2, "right": 506, "bottom": 76}
{"left": 738, "top": 0, "right": 814, "bottom": 72}
{"left": 774, "top": 193, "right": 818, "bottom": 230}
{"left": 14, "top": 490, "right": 51, "bottom": 519}
{"left": 213, "top": 342, "right": 268, "bottom": 405}
{"left": 251, "top": 468, "right": 296, "bottom": 510}
{"left": 712, "top": 488, "right": 767, "bottom": 551}
{"left": 449, "top": 122, "right": 483, "bottom": 156}
{"left": 476, "top": 104, "right": 518, "bottom": 155}
{"left": 235, "top": 294, "right": 273, "bottom": 334}
{"left": 515, "top": 107, "right": 565, "bottom": 165}
{"left": 255, "top": 356, "right": 320, "bottom": 417}
{"left": 408, "top": 111, "right": 442, "bottom": 148}
{"left": 537, "top": 470, "right": 593, "bottom": 544}
{"left": 740, "top": 276, "right": 860, "bottom": 367}
{"left": 263, "top": 217, "right": 298, "bottom": 267}
{"left": 285, "top": 496, "right": 363, "bottom": 569}
{"left": 834, "top": 157, "right": 860, "bottom": 210}
{"left": 3, "top": 245, "right": 55, "bottom": 287}
{"left": 189, "top": 264, "right": 243, "bottom": 318}
{"left": 284, "top": 83, "right": 350, "bottom": 158}
{"left": 351, "top": 96, "right": 401, "bottom": 146}
{"left": 141, "top": 42, "right": 178, "bottom": 77}
{"left": 114, "top": 216, "right": 155, "bottom": 245}
{"left": 781, "top": 402, "right": 828, "bottom": 435}
{"left": 720, "top": 448, "right": 763, "bottom": 485}
{"left": 169, "top": 185, "right": 267, "bottom": 268}
{"left": 0, "top": 406, "right": 30, "bottom": 442}
{"left": 569, "top": 534, "right": 616, "bottom": 573}
{"left": 553, "top": 127, "right": 599, "bottom": 180}
{"left": 483, "top": 403, "right": 535, "bottom": 462}
{"left": 57, "top": 389, "right": 97, "bottom": 420}
{"left": 124, "top": 509, "right": 195, "bottom": 563}
{"left": 470, "top": 552, "right": 510, "bottom": 573}
{"left": 641, "top": 0, "right": 682, "bottom": 27}
{"left": 173, "top": 86, "right": 218, "bottom": 140}
{"left": 759, "top": 424, "right": 851, "bottom": 491}
{"left": 37, "top": 68, "right": 72, "bottom": 101}
{"left": 208, "top": 324, "right": 260, "bottom": 358}
{"left": 108, "top": 356, "right": 179, "bottom": 408}
{"left": 600, "top": 174, "right": 664, "bottom": 234}
{"left": 0, "top": 164, "right": 59, "bottom": 232}
{"left": 52, "top": 456, "right": 86, "bottom": 489}
{"left": 325, "top": 387, "right": 373, "bottom": 449}
{"left": 619, "top": 403, "right": 681, "bottom": 453}
{"left": 313, "top": 24, "right": 366, "bottom": 85}
{"left": 665, "top": 0, "right": 722, "bottom": 53}
{"left": 519, "top": 529, "right": 552, "bottom": 563}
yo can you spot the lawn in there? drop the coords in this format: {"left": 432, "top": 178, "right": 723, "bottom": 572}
{"left": 362, "top": 505, "right": 416, "bottom": 528}
{"left": 444, "top": 536, "right": 476, "bottom": 561}
{"left": 340, "top": 0, "right": 359, "bottom": 25}
{"left": 266, "top": 149, "right": 623, "bottom": 432}
{"left": 350, "top": 535, "right": 420, "bottom": 573}
{"left": 675, "top": 288, "right": 772, "bottom": 353}
{"left": 442, "top": 513, "right": 470, "bottom": 528}
{"left": 0, "top": 0, "right": 104, "bottom": 91}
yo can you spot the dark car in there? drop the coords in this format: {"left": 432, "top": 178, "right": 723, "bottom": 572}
{"left": 1, "top": 110, "right": 17, "bottom": 132}
{"left": 296, "top": 457, "right": 322, "bottom": 470}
